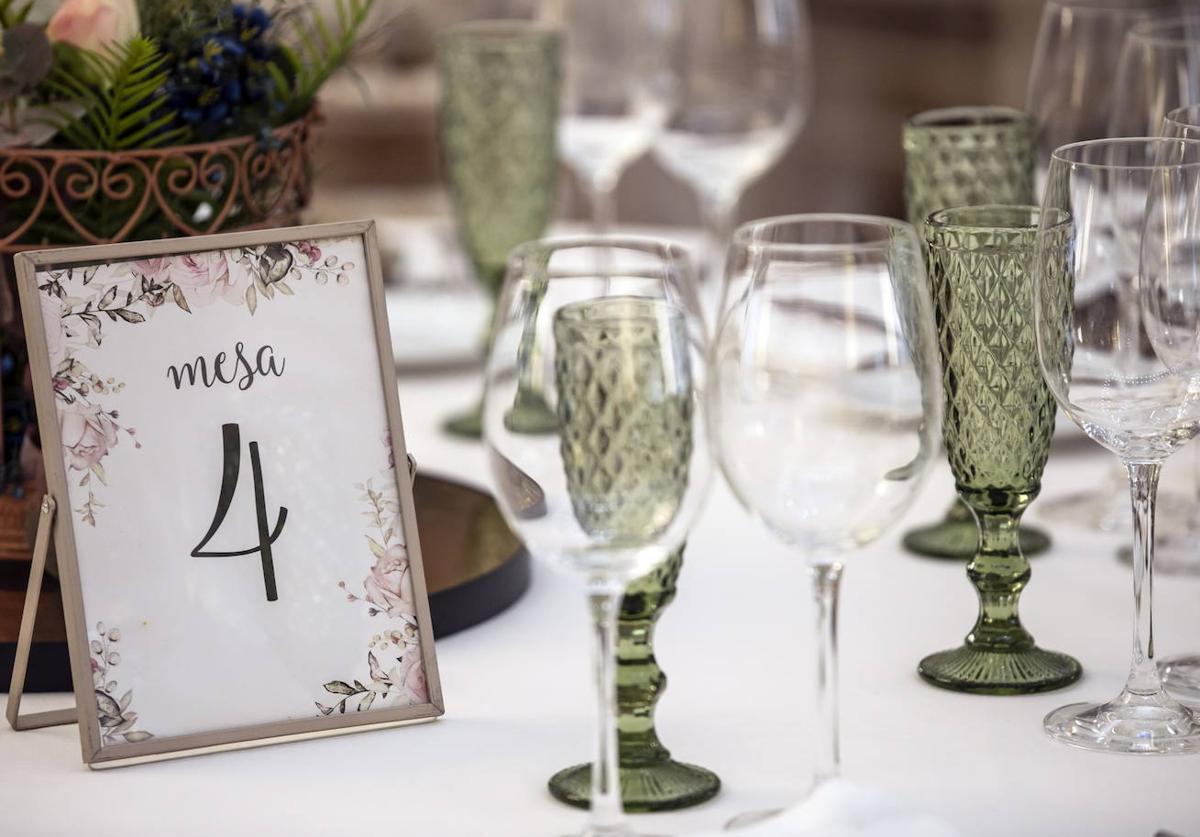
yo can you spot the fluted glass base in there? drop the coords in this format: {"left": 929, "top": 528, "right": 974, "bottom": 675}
{"left": 443, "top": 400, "right": 483, "bottom": 438}
{"left": 503, "top": 389, "right": 559, "bottom": 434}
{"left": 1162, "top": 655, "right": 1200, "bottom": 703}
{"left": 903, "top": 518, "right": 1051, "bottom": 560}
{"left": 1044, "top": 690, "right": 1200, "bottom": 754}
{"left": 550, "top": 760, "right": 720, "bottom": 813}
{"left": 919, "top": 645, "right": 1081, "bottom": 695}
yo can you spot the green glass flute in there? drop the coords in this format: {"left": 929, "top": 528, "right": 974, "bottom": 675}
{"left": 550, "top": 296, "right": 719, "bottom": 813}
{"left": 438, "top": 21, "right": 560, "bottom": 438}
{"left": 917, "top": 205, "right": 1081, "bottom": 694}
{"left": 900, "top": 106, "right": 1051, "bottom": 561}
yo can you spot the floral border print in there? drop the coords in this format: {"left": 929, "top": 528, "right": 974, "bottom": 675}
{"left": 90, "top": 622, "right": 153, "bottom": 745}
{"left": 39, "top": 240, "right": 353, "bottom": 525}
{"left": 318, "top": 435, "right": 428, "bottom": 716}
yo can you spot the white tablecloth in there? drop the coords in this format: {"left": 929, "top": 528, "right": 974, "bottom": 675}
{"left": 3, "top": 368, "right": 1200, "bottom": 837}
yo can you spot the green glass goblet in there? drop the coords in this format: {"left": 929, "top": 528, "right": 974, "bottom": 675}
{"left": 900, "top": 106, "right": 1050, "bottom": 560}
{"left": 917, "top": 205, "right": 1080, "bottom": 694}
{"left": 550, "top": 296, "right": 720, "bottom": 812}
{"left": 438, "top": 21, "right": 560, "bottom": 438}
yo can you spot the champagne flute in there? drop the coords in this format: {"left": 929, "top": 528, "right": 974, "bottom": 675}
{"left": 484, "top": 238, "right": 712, "bottom": 836}
{"left": 1035, "top": 137, "right": 1200, "bottom": 753}
{"left": 647, "top": 0, "right": 813, "bottom": 285}
{"left": 541, "top": 0, "right": 665, "bottom": 236}
{"left": 712, "top": 215, "right": 941, "bottom": 822}
{"left": 438, "top": 21, "right": 560, "bottom": 438}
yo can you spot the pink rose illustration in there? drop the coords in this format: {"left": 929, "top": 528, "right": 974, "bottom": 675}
{"left": 397, "top": 651, "right": 428, "bottom": 704}
{"left": 170, "top": 251, "right": 250, "bottom": 307}
{"left": 130, "top": 257, "right": 173, "bottom": 285}
{"left": 361, "top": 545, "right": 416, "bottom": 620}
{"left": 60, "top": 403, "right": 118, "bottom": 472}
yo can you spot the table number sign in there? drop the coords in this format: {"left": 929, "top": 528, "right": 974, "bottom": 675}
{"left": 10, "top": 221, "right": 443, "bottom": 766}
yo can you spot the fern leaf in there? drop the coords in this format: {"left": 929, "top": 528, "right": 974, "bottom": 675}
{"left": 43, "top": 37, "right": 188, "bottom": 151}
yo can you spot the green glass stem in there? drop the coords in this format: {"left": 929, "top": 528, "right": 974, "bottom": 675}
{"left": 548, "top": 548, "right": 720, "bottom": 812}
{"left": 903, "top": 498, "right": 1051, "bottom": 560}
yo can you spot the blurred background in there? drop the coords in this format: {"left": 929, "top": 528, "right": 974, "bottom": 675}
{"left": 309, "top": 0, "right": 1044, "bottom": 228}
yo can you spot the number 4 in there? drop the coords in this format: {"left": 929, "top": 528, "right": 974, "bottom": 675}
{"left": 192, "top": 423, "right": 288, "bottom": 601}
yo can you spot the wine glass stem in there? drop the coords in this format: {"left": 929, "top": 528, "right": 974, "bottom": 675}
{"left": 700, "top": 189, "right": 739, "bottom": 285}
{"left": 1126, "top": 462, "right": 1163, "bottom": 694}
{"left": 810, "top": 561, "right": 844, "bottom": 787}
{"left": 586, "top": 580, "right": 626, "bottom": 832}
{"left": 590, "top": 174, "right": 618, "bottom": 239}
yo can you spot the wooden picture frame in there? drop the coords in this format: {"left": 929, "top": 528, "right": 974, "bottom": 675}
{"left": 9, "top": 220, "right": 443, "bottom": 767}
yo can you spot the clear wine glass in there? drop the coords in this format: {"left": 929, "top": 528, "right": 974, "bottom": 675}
{"left": 1109, "top": 16, "right": 1200, "bottom": 138}
{"left": 1035, "top": 137, "right": 1200, "bottom": 753}
{"left": 1025, "top": 0, "right": 1176, "bottom": 533}
{"left": 1027, "top": 0, "right": 1172, "bottom": 190}
{"left": 647, "top": 0, "right": 813, "bottom": 285}
{"left": 541, "top": 0, "right": 665, "bottom": 237}
{"left": 484, "top": 237, "right": 711, "bottom": 836}
{"left": 712, "top": 215, "right": 942, "bottom": 823}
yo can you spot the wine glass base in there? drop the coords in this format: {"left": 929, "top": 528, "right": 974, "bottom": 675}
{"left": 918, "top": 645, "right": 1081, "bottom": 694}
{"left": 725, "top": 809, "right": 783, "bottom": 830}
{"left": 549, "top": 760, "right": 721, "bottom": 813}
{"left": 504, "top": 392, "right": 560, "bottom": 435}
{"left": 443, "top": 402, "right": 483, "bottom": 438}
{"left": 901, "top": 520, "right": 1050, "bottom": 560}
{"left": 1043, "top": 690, "right": 1200, "bottom": 754}
{"left": 1162, "top": 655, "right": 1200, "bottom": 703}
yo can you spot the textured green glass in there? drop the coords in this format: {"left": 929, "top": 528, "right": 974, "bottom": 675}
{"left": 549, "top": 297, "right": 719, "bottom": 811}
{"left": 438, "top": 22, "right": 560, "bottom": 437}
{"left": 917, "top": 206, "right": 1081, "bottom": 694}
{"left": 900, "top": 106, "right": 1050, "bottom": 560}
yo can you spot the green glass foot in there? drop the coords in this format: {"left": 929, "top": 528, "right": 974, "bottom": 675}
{"left": 548, "top": 760, "right": 720, "bottom": 813}
{"left": 443, "top": 401, "right": 483, "bottom": 438}
{"left": 504, "top": 389, "right": 559, "bottom": 434}
{"left": 918, "top": 645, "right": 1081, "bottom": 695}
{"left": 903, "top": 506, "right": 1051, "bottom": 559}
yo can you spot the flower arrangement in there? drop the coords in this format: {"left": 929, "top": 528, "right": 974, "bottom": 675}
{"left": 0, "top": 0, "right": 373, "bottom": 149}
{"left": 0, "top": 0, "right": 373, "bottom": 251}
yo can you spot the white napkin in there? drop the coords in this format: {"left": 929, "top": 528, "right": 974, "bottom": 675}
{"left": 690, "top": 780, "right": 962, "bottom": 837}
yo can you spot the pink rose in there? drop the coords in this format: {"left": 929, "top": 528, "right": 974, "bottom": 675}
{"left": 60, "top": 402, "right": 118, "bottom": 471}
{"left": 362, "top": 545, "right": 416, "bottom": 620}
{"left": 47, "top": 0, "right": 139, "bottom": 54}
{"left": 397, "top": 651, "right": 428, "bottom": 704}
{"left": 170, "top": 251, "right": 250, "bottom": 307}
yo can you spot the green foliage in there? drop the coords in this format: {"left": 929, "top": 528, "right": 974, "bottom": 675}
{"left": 268, "top": 0, "right": 373, "bottom": 122}
{"left": 137, "top": 0, "right": 231, "bottom": 57}
{"left": 0, "top": 0, "right": 34, "bottom": 28}
{"left": 43, "top": 37, "right": 189, "bottom": 150}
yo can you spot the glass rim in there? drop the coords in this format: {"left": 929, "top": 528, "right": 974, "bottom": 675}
{"left": 507, "top": 235, "right": 691, "bottom": 271}
{"left": 1050, "top": 137, "right": 1200, "bottom": 170}
{"left": 554, "top": 295, "right": 682, "bottom": 330}
{"left": 731, "top": 213, "right": 919, "bottom": 256}
{"left": 926, "top": 204, "right": 1071, "bottom": 234}
{"left": 1044, "top": 0, "right": 1169, "bottom": 16}
{"left": 1127, "top": 14, "right": 1200, "bottom": 45}
{"left": 903, "top": 105, "right": 1031, "bottom": 132}
{"left": 1165, "top": 103, "right": 1200, "bottom": 130}
{"left": 438, "top": 19, "right": 559, "bottom": 43}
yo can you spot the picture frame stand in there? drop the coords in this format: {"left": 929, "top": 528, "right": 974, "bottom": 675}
{"left": 6, "top": 495, "right": 78, "bottom": 731}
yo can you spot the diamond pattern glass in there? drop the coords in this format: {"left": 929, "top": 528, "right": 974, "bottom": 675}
{"left": 550, "top": 296, "right": 718, "bottom": 810}
{"left": 438, "top": 22, "right": 560, "bottom": 437}
{"left": 900, "top": 106, "right": 1049, "bottom": 560}
{"left": 917, "top": 206, "right": 1081, "bottom": 694}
